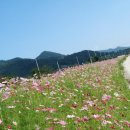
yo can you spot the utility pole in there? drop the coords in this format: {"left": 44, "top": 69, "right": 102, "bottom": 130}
{"left": 113, "top": 52, "right": 115, "bottom": 58}
{"left": 104, "top": 52, "right": 107, "bottom": 60}
{"left": 94, "top": 51, "right": 97, "bottom": 57}
{"left": 76, "top": 56, "right": 79, "bottom": 65}
{"left": 57, "top": 61, "right": 61, "bottom": 71}
{"left": 99, "top": 51, "right": 102, "bottom": 59}
{"left": 35, "top": 58, "right": 41, "bottom": 78}
{"left": 88, "top": 50, "right": 92, "bottom": 64}
{"left": 108, "top": 52, "right": 111, "bottom": 59}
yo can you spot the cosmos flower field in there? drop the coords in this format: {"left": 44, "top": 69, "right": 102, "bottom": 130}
{"left": 0, "top": 57, "right": 130, "bottom": 130}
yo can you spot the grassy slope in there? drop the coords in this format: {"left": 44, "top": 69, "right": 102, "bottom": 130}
{"left": 0, "top": 57, "right": 130, "bottom": 130}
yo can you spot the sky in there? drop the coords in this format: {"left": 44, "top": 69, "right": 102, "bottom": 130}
{"left": 0, "top": 0, "right": 130, "bottom": 60}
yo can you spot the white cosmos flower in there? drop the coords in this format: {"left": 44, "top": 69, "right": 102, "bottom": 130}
{"left": 114, "top": 92, "right": 119, "bottom": 97}
{"left": 13, "top": 121, "right": 17, "bottom": 126}
{"left": 7, "top": 106, "right": 16, "bottom": 109}
{"left": 66, "top": 115, "right": 75, "bottom": 118}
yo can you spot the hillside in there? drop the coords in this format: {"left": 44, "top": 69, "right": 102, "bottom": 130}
{"left": 0, "top": 48, "right": 130, "bottom": 77}
{"left": 0, "top": 57, "right": 130, "bottom": 129}
{"left": 0, "top": 58, "right": 35, "bottom": 77}
{"left": 37, "top": 51, "right": 65, "bottom": 60}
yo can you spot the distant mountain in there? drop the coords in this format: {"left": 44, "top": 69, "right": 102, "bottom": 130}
{"left": 0, "top": 57, "right": 62, "bottom": 77}
{"left": 37, "top": 51, "right": 65, "bottom": 60}
{"left": 100, "top": 46, "right": 130, "bottom": 52}
{"left": 0, "top": 47, "right": 130, "bottom": 77}
{"left": 0, "top": 58, "right": 35, "bottom": 77}
{"left": 59, "top": 50, "right": 100, "bottom": 65}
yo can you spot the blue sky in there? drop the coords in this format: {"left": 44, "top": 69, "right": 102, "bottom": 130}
{"left": 0, "top": 0, "right": 130, "bottom": 60}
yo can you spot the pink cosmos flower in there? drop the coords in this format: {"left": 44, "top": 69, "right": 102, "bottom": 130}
{"left": 80, "top": 105, "right": 88, "bottom": 111}
{"left": 93, "top": 114, "right": 100, "bottom": 119}
{"left": 32, "top": 81, "right": 39, "bottom": 87}
{"left": 35, "top": 108, "right": 57, "bottom": 113}
{"left": 32, "top": 81, "right": 44, "bottom": 92}
{"left": 7, "top": 125, "right": 12, "bottom": 129}
{"left": 102, "top": 94, "right": 111, "bottom": 102}
{"left": 2, "top": 92, "right": 10, "bottom": 101}
{"left": 76, "top": 116, "right": 89, "bottom": 123}
{"left": 124, "top": 121, "right": 130, "bottom": 127}
{"left": 105, "top": 113, "right": 112, "bottom": 119}
{"left": 45, "top": 81, "right": 50, "bottom": 87}
{"left": 0, "top": 119, "right": 2, "bottom": 125}
{"left": 46, "top": 127, "right": 55, "bottom": 130}
{"left": 83, "top": 116, "right": 89, "bottom": 122}
{"left": 57, "top": 121, "right": 67, "bottom": 126}
{"left": 102, "top": 120, "right": 112, "bottom": 125}
{"left": 0, "top": 83, "right": 5, "bottom": 88}
{"left": 87, "top": 101, "right": 94, "bottom": 107}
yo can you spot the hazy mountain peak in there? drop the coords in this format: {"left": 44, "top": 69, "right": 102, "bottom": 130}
{"left": 100, "top": 46, "right": 130, "bottom": 52}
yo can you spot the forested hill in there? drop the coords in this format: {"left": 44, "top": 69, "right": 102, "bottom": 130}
{"left": 0, "top": 47, "right": 130, "bottom": 77}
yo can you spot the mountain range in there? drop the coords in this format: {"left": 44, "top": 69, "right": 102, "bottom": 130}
{"left": 100, "top": 46, "right": 130, "bottom": 52}
{"left": 0, "top": 46, "right": 130, "bottom": 77}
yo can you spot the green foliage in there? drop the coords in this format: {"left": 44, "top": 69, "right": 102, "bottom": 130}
{"left": 32, "top": 66, "right": 54, "bottom": 76}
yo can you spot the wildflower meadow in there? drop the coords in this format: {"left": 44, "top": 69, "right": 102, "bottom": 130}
{"left": 0, "top": 57, "right": 130, "bottom": 130}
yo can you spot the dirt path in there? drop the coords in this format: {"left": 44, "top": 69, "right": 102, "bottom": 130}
{"left": 123, "top": 55, "right": 130, "bottom": 88}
